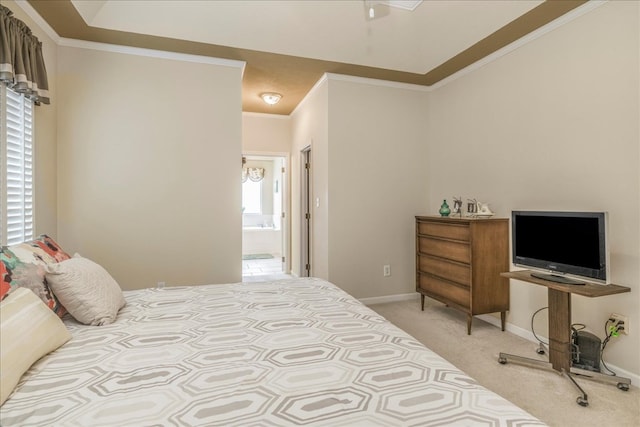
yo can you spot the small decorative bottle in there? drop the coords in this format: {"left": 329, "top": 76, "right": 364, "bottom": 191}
{"left": 439, "top": 199, "right": 451, "bottom": 217}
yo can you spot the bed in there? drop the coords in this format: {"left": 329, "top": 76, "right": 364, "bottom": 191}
{"left": 1, "top": 274, "right": 544, "bottom": 426}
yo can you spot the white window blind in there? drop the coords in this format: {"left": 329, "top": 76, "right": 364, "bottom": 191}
{"left": 242, "top": 179, "right": 262, "bottom": 215}
{"left": 1, "top": 86, "right": 34, "bottom": 245}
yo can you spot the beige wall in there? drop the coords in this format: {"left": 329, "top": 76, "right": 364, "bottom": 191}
{"left": 56, "top": 46, "right": 244, "bottom": 289}
{"left": 290, "top": 80, "right": 329, "bottom": 278}
{"left": 242, "top": 113, "right": 291, "bottom": 154}
{"left": 4, "top": 1, "right": 58, "bottom": 239}
{"left": 326, "top": 77, "right": 429, "bottom": 298}
{"left": 425, "top": 1, "right": 639, "bottom": 376}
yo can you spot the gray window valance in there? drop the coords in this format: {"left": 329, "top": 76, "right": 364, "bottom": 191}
{"left": 0, "top": 5, "right": 50, "bottom": 105}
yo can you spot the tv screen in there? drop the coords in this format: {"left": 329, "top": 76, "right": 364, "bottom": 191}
{"left": 511, "top": 211, "right": 609, "bottom": 284}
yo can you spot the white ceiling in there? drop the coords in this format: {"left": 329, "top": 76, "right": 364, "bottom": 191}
{"left": 71, "top": 0, "right": 543, "bottom": 75}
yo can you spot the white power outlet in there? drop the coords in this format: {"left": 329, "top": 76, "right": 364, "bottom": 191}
{"left": 610, "top": 313, "right": 628, "bottom": 335}
{"left": 383, "top": 265, "right": 391, "bottom": 277}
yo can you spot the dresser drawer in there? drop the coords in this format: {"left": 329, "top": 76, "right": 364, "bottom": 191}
{"left": 418, "top": 237, "right": 470, "bottom": 264}
{"left": 416, "top": 216, "right": 509, "bottom": 334}
{"left": 417, "top": 221, "right": 470, "bottom": 242}
{"left": 418, "top": 274, "right": 470, "bottom": 308}
{"left": 418, "top": 255, "right": 471, "bottom": 285}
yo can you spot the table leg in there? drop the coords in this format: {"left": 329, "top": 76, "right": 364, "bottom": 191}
{"left": 548, "top": 288, "right": 572, "bottom": 372}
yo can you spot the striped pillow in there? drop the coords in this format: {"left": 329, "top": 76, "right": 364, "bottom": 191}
{"left": 0, "top": 287, "right": 71, "bottom": 405}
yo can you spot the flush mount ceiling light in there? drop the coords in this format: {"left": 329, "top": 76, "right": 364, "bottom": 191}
{"left": 260, "top": 92, "right": 282, "bottom": 105}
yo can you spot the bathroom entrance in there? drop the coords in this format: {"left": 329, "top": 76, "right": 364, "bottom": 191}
{"left": 241, "top": 154, "right": 288, "bottom": 279}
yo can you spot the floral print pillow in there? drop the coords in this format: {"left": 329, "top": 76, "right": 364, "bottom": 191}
{"left": 1, "top": 235, "right": 70, "bottom": 317}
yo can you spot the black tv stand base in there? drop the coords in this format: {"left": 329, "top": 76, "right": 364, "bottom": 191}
{"left": 530, "top": 272, "right": 585, "bottom": 285}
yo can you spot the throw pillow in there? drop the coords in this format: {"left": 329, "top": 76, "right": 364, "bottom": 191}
{"left": 45, "top": 254, "right": 126, "bottom": 326}
{"left": 0, "top": 247, "right": 66, "bottom": 316}
{"left": 0, "top": 287, "right": 71, "bottom": 406}
{"left": 0, "top": 234, "right": 71, "bottom": 317}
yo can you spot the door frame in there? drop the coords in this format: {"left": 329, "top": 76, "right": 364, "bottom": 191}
{"left": 242, "top": 151, "right": 290, "bottom": 275}
{"left": 300, "top": 146, "right": 311, "bottom": 277}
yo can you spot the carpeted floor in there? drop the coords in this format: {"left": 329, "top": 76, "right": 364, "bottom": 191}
{"left": 368, "top": 297, "right": 640, "bottom": 427}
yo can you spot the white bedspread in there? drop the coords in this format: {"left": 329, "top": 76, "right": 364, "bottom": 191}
{"left": 0, "top": 277, "right": 544, "bottom": 426}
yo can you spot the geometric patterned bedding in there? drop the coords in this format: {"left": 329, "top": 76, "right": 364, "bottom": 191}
{"left": 0, "top": 278, "right": 545, "bottom": 426}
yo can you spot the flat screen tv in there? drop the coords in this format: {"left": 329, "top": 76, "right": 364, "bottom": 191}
{"left": 511, "top": 211, "right": 609, "bottom": 285}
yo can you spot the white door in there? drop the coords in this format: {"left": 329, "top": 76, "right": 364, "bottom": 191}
{"left": 242, "top": 154, "right": 288, "bottom": 277}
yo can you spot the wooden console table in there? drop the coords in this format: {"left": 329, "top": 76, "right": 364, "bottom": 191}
{"left": 498, "top": 270, "right": 631, "bottom": 407}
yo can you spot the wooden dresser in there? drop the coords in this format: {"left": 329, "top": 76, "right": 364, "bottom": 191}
{"left": 415, "top": 216, "right": 509, "bottom": 334}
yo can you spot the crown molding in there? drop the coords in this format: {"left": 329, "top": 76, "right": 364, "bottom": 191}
{"left": 431, "top": 0, "right": 608, "bottom": 90}
{"left": 15, "top": 0, "right": 607, "bottom": 115}
{"left": 14, "top": 0, "right": 245, "bottom": 70}
{"left": 57, "top": 38, "right": 246, "bottom": 69}
{"left": 295, "top": 0, "right": 607, "bottom": 116}
{"left": 289, "top": 74, "right": 330, "bottom": 117}
{"left": 326, "top": 73, "right": 432, "bottom": 92}
{"left": 243, "top": 112, "right": 291, "bottom": 120}
{"left": 13, "top": 0, "right": 61, "bottom": 43}
{"left": 291, "top": 71, "right": 430, "bottom": 118}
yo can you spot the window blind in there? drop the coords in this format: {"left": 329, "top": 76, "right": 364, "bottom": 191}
{"left": 1, "top": 87, "right": 34, "bottom": 245}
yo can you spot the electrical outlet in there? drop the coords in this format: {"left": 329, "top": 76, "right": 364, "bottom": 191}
{"left": 383, "top": 265, "right": 391, "bottom": 277}
{"left": 157, "top": 281, "right": 166, "bottom": 289}
{"left": 610, "top": 313, "right": 628, "bottom": 335}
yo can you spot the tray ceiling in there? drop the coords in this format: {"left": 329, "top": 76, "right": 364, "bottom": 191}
{"left": 28, "top": 0, "right": 587, "bottom": 115}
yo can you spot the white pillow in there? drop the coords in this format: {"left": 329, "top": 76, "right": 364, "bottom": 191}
{"left": 0, "top": 287, "right": 71, "bottom": 405}
{"left": 45, "top": 254, "right": 126, "bottom": 326}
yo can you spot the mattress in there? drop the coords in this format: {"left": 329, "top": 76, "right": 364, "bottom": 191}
{"left": 0, "top": 277, "right": 544, "bottom": 426}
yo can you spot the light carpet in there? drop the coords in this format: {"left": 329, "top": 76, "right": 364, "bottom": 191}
{"left": 369, "top": 298, "right": 639, "bottom": 427}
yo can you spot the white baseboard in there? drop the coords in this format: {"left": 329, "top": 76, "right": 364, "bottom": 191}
{"left": 359, "top": 292, "right": 419, "bottom": 306}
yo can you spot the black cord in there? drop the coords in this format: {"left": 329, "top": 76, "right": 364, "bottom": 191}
{"left": 600, "top": 319, "right": 617, "bottom": 376}
{"left": 531, "top": 307, "right": 548, "bottom": 345}
{"left": 569, "top": 324, "right": 586, "bottom": 363}
{"left": 531, "top": 310, "right": 618, "bottom": 376}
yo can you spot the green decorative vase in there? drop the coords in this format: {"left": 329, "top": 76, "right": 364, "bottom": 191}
{"left": 439, "top": 199, "right": 451, "bottom": 217}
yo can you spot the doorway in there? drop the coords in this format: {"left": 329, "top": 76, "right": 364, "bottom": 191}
{"left": 242, "top": 154, "right": 289, "bottom": 279}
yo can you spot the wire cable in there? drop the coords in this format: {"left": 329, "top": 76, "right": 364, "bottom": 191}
{"left": 531, "top": 309, "right": 618, "bottom": 376}
{"left": 569, "top": 323, "right": 586, "bottom": 364}
{"left": 600, "top": 319, "right": 617, "bottom": 376}
{"left": 531, "top": 306, "right": 548, "bottom": 345}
